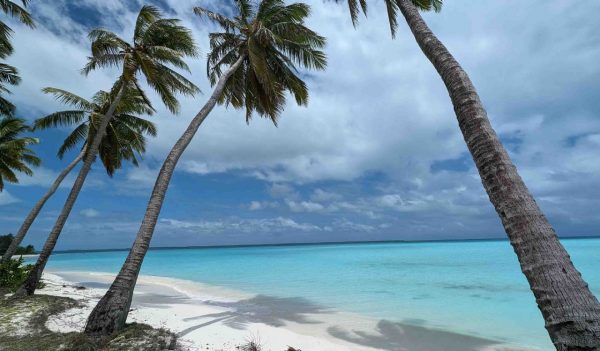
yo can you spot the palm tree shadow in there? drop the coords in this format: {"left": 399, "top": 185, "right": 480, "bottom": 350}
{"left": 178, "top": 294, "right": 328, "bottom": 337}
{"left": 132, "top": 293, "right": 192, "bottom": 309}
{"left": 328, "top": 320, "right": 518, "bottom": 351}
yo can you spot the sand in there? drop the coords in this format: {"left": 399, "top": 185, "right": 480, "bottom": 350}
{"left": 38, "top": 271, "right": 541, "bottom": 351}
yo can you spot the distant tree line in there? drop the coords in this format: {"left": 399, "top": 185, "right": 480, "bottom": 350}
{"left": 0, "top": 234, "right": 35, "bottom": 255}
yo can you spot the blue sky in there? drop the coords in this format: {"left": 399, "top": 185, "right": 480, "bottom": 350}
{"left": 1, "top": 0, "right": 600, "bottom": 250}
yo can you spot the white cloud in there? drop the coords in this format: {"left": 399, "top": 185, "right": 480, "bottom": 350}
{"left": 286, "top": 200, "right": 325, "bottom": 213}
{"left": 268, "top": 183, "right": 299, "bottom": 200}
{"left": 310, "top": 189, "right": 342, "bottom": 202}
{"left": 3, "top": 0, "right": 600, "bottom": 243}
{"left": 80, "top": 208, "right": 100, "bottom": 218}
{"left": 248, "top": 201, "right": 278, "bottom": 211}
{"left": 0, "top": 191, "right": 19, "bottom": 206}
{"left": 159, "top": 217, "right": 323, "bottom": 233}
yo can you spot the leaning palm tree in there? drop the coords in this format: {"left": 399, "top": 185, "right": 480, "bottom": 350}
{"left": 1, "top": 88, "right": 156, "bottom": 263}
{"left": 14, "top": 5, "right": 199, "bottom": 296}
{"left": 0, "top": 116, "right": 39, "bottom": 190}
{"left": 84, "top": 0, "right": 326, "bottom": 335}
{"left": 340, "top": 0, "right": 600, "bottom": 348}
{"left": 0, "top": 0, "right": 34, "bottom": 116}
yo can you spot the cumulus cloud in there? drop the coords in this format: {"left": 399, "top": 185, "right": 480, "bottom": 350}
{"left": 248, "top": 201, "right": 278, "bottom": 211}
{"left": 2, "top": 0, "right": 599, "bottom": 248}
{"left": 80, "top": 208, "right": 100, "bottom": 218}
{"left": 160, "top": 217, "right": 323, "bottom": 233}
{"left": 286, "top": 200, "right": 326, "bottom": 213}
{"left": 0, "top": 191, "right": 19, "bottom": 206}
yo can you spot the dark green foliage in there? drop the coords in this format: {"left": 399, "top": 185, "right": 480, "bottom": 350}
{"left": 0, "top": 256, "right": 43, "bottom": 292}
{"left": 15, "top": 244, "right": 34, "bottom": 255}
{"left": 0, "top": 233, "right": 12, "bottom": 253}
{"left": 1, "top": 234, "right": 35, "bottom": 255}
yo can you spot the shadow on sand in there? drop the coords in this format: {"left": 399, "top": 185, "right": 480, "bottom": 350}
{"left": 328, "top": 319, "right": 526, "bottom": 351}
{"left": 178, "top": 294, "right": 328, "bottom": 337}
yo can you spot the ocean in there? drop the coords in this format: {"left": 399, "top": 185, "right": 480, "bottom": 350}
{"left": 32, "top": 238, "right": 600, "bottom": 350}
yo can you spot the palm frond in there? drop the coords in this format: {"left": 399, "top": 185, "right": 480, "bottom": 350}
{"left": 42, "top": 87, "right": 95, "bottom": 111}
{"left": 194, "top": 6, "right": 241, "bottom": 32}
{"left": 84, "top": 6, "right": 199, "bottom": 114}
{"left": 335, "top": 0, "right": 442, "bottom": 36}
{"left": 57, "top": 122, "right": 88, "bottom": 159}
{"left": 202, "top": 0, "right": 327, "bottom": 124}
{"left": 0, "top": 0, "right": 35, "bottom": 28}
{"left": 134, "top": 5, "right": 161, "bottom": 45}
{"left": 0, "top": 116, "right": 39, "bottom": 190}
{"left": 34, "top": 110, "right": 87, "bottom": 130}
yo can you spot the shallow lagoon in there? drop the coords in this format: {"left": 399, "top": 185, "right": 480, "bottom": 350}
{"left": 37, "top": 238, "right": 600, "bottom": 349}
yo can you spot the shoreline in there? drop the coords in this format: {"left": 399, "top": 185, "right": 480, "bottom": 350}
{"left": 38, "top": 270, "right": 540, "bottom": 351}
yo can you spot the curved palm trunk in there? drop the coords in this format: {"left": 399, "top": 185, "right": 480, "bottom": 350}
{"left": 84, "top": 56, "right": 245, "bottom": 336}
{"left": 13, "top": 85, "right": 126, "bottom": 297}
{"left": 1, "top": 149, "right": 85, "bottom": 263}
{"left": 396, "top": 0, "right": 600, "bottom": 348}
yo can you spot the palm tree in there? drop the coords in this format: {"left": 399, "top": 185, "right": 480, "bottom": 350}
{"left": 84, "top": 0, "right": 326, "bottom": 335}
{"left": 340, "top": 0, "right": 600, "bottom": 348}
{"left": 14, "top": 5, "right": 199, "bottom": 296}
{"left": 0, "top": 116, "right": 39, "bottom": 190}
{"left": 1, "top": 88, "right": 156, "bottom": 263}
{"left": 1, "top": 0, "right": 34, "bottom": 116}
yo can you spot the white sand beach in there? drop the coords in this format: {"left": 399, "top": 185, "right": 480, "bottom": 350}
{"left": 38, "top": 271, "right": 539, "bottom": 351}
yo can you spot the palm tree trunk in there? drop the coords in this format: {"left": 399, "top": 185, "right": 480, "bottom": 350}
{"left": 13, "top": 85, "right": 127, "bottom": 297}
{"left": 1, "top": 149, "right": 85, "bottom": 263}
{"left": 396, "top": 0, "right": 600, "bottom": 348}
{"left": 84, "top": 56, "right": 245, "bottom": 336}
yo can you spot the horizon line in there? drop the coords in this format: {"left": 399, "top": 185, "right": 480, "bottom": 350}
{"left": 50, "top": 234, "right": 600, "bottom": 254}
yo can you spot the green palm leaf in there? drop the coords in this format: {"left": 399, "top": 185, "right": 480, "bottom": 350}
{"left": 83, "top": 6, "right": 200, "bottom": 114}
{"left": 37, "top": 87, "right": 157, "bottom": 174}
{"left": 338, "top": 0, "right": 442, "bottom": 37}
{"left": 195, "top": 0, "right": 327, "bottom": 124}
{"left": 0, "top": 116, "right": 39, "bottom": 191}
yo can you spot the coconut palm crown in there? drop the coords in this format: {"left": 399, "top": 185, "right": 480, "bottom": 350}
{"left": 195, "top": 0, "right": 327, "bottom": 124}
{"left": 0, "top": 116, "right": 40, "bottom": 191}
{"left": 34, "top": 88, "right": 157, "bottom": 176}
{"left": 82, "top": 5, "right": 200, "bottom": 114}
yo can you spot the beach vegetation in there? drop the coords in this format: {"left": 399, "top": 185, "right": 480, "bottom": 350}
{"left": 84, "top": 0, "right": 327, "bottom": 336}
{"left": 0, "top": 257, "right": 42, "bottom": 293}
{"left": 13, "top": 4, "right": 199, "bottom": 298}
{"left": 337, "top": 0, "right": 600, "bottom": 348}
{"left": 0, "top": 293, "right": 177, "bottom": 350}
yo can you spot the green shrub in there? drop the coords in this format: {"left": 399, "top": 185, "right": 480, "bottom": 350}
{"left": 0, "top": 257, "right": 44, "bottom": 292}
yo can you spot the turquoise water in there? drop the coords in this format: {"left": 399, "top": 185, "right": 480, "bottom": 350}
{"left": 37, "top": 238, "right": 600, "bottom": 349}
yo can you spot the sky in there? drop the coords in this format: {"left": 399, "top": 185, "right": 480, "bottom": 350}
{"left": 1, "top": 0, "right": 599, "bottom": 250}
